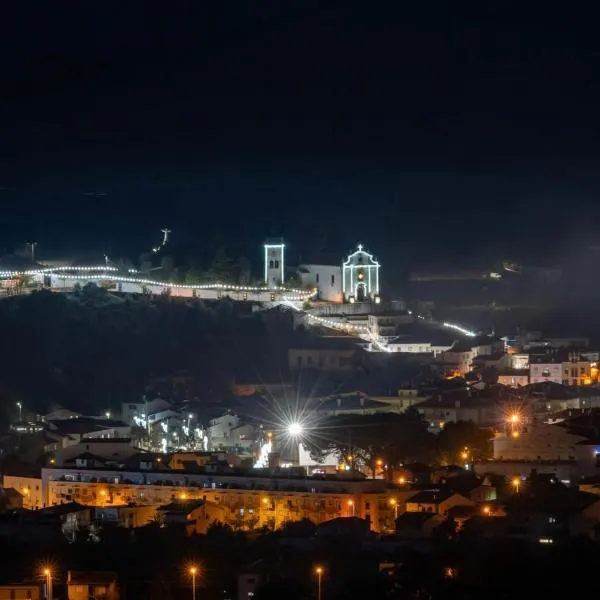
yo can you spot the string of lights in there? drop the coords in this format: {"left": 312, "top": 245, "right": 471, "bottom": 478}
{"left": 0, "top": 265, "right": 316, "bottom": 298}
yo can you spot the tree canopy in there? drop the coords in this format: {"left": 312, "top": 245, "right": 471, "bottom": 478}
{"left": 306, "top": 409, "right": 435, "bottom": 476}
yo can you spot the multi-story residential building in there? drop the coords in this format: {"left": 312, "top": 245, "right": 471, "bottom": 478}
{"left": 367, "top": 312, "right": 413, "bottom": 342}
{"left": 417, "top": 394, "right": 498, "bottom": 427}
{"left": 497, "top": 369, "right": 529, "bottom": 387}
{"left": 509, "top": 353, "right": 530, "bottom": 370}
{"left": 438, "top": 336, "right": 505, "bottom": 377}
{"left": 2, "top": 475, "right": 44, "bottom": 510}
{"left": 530, "top": 358, "right": 563, "bottom": 384}
{"left": 493, "top": 423, "right": 587, "bottom": 461}
{"left": 5, "top": 466, "right": 430, "bottom": 533}
{"left": 562, "top": 354, "right": 595, "bottom": 386}
{"left": 44, "top": 417, "right": 132, "bottom": 452}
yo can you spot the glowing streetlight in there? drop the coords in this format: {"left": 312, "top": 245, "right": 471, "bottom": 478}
{"left": 315, "top": 566, "right": 324, "bottom": 600}
{"left": 16, "top": 402, "right": 22, "bottom": 421}
{"left": 509, "top": 414, "right": 520, "bottom": 424}
{"left": 287, "top": 423, "right": 303, "bottom": 436}
{"left": 398, "top": 476, "right": 406, "bottom": 485}
{"left": 512, "top": 477, "right": 521, "bottom": 493}
{"left": 43, "top": 567, "right": 52, "bottom": 600}
{"left": 482, "top": 505, "right": 491, "bottom": 515}
{"left": 189, "top": 566, "right": 198, "bottom": 600}
{"left": 347, "top": 499, "right": 355, "bottom": 516}
{"left": 389, "top": 498, "right": 398, "bottom": 519}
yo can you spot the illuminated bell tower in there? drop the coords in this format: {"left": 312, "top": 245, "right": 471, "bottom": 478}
{"left": 342, "top": 243, "right": 381, "bottom": 303}
{"left": 264, "top": 238, "right": 285, "bottom": 288}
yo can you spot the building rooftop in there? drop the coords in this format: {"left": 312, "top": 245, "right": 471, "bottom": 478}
{"left": 406, "top": 490, "right": 454, "bottom": 504}
{"left": 47, "top": 417, "right": 129, "bottom": 436}
{"left": 317, "top": 393, "right": 391, "bottom": 411}
{"left": 158, "top": 499, "right": 206, "bottom": 513}
{"left": 67, "top": 572, "right": 117, "bottom": 586}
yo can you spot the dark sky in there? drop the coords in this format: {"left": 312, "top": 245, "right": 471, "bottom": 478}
{"left": 0, "top": 1, "right": 599, "bottom": 273}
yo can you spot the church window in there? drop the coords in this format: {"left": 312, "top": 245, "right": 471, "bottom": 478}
{"left": 274, "top": 260, "right": 279, "bottom": 268}
{"left": 269, "top": 260, "right": 274, "bottom": 268}
{"left": 316, "top": 274, "right": 320, "bottom": 283}
{"left": 331, "top": 274, "right": 335, "bottom": 286}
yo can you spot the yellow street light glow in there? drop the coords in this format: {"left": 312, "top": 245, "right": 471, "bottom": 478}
{"left": 512, "top": 430, "right": 520, "bottom": 438}
{"left": 315, "top": 566, "right": 323, "bottom": 575}
{"left": 482, "top": 505, "right": 491, "bottom": 515}
{"left": 389, "top": 498, "right": 397, "bottom": 506}
{"left": 189, "top": 566, "right": 197, "bottom": 575}
{"left": 510, "top": 414, "right": 520, "bottom": 424}
{"left": 43, "top": 568, "right": 50, "bottom": 576}
{"left": 398, "top": 476, "right": 406, "bottom": 485}
{"left": 347, "top": 499, "right": 354, "bottom": 506}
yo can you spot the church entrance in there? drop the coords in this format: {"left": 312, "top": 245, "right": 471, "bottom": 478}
{"left": 356, "top": 282, "right": 366, "bottom": 302}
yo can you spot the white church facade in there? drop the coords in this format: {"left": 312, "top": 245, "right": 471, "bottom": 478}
{"left": 266, "top": 239, "right": 381, "bottom": 304}
{"left": 342, "top": 244, "right": 381, "bottom": 303}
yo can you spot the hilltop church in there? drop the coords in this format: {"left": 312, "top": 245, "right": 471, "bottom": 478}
{"left": 264, "top": 240, "right": 381, "bottom": 304}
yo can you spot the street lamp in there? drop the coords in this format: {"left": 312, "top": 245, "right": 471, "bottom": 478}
{"left": 389, "top": 498, "right": 398, "bottom": 520}
{"left": 287, "top": 422, "right": 303, "bottom": 436}
{"left": 16, "top": 402, "right": 22, "bottom": 421}
{"left": 512, "top": 477, "right": 521, "bottom": 493}
{"left": 189, "top": 566, "right": 198, "bottom": 600}
{"left": 43, "top": 567, "right": 52, "bottom": 600}
{"left": 347, "top": 499, "right": 355, "bottom": 516}
{"left": 315, "top": 566, "right": 324, "bottom": 600}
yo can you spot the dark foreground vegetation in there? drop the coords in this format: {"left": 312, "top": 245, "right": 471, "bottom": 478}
{"left": 2, "top": 521, "right": 600, "bottom": 600}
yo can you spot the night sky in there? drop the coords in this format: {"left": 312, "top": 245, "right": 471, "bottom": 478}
{"left": 1, "top": 1, "right": 599, "bottom": 274}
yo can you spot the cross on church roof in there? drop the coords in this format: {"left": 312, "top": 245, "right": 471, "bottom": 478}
{"left": 357, "top": 244, "right": 363, "bottom": 251}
